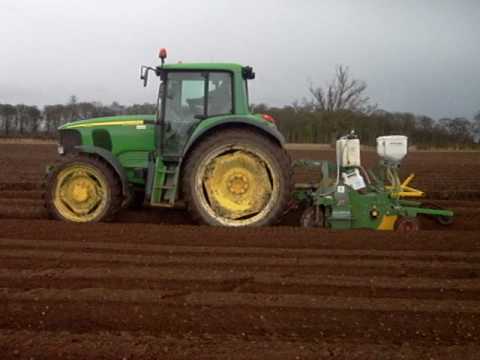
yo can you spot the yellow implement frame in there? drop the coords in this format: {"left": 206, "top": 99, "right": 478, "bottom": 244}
{"left": 386, "top": 172, "right": 424, "bottom": 198}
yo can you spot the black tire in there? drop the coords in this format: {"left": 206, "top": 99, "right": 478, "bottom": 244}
{"left": 394, "top": 216, "right": 420, "bottom": 232}
{"left": 44, "top": 154, "right": 123, "bottom": 223}
{"left": 182, "top": 128, "right": 292, "bottom": 227}
{"left": 436, "top": 215, "right": 454, "bottom": 226}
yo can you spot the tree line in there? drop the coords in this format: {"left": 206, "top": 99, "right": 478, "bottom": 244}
{"left": 255, "top": 66, "right": 479, "bottom": 149}
{"left": 254, "top": 105, "right": 479, "bottom": 149}
{"left": 0, "top": 97, "right": 156, "bottom": 137}
{"left": 1, "top": 67, "right": 479, "bottom": 148}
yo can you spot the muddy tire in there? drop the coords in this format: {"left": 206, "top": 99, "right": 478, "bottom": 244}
{"left": 182, "top": 129, "right": 292, "bottom": 227}
{"left": 44, "top": 154, "right": 122, "bottom": 223}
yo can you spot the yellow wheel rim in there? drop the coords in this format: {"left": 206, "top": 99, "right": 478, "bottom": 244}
{"left": 199, "top": 149, "right": 278, "bottom": 226}
{"left": 53, "top": 164, "right": 109, "bottom": 222}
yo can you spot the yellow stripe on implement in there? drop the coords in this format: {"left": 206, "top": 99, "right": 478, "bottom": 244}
{"left": 68, "top": 120, "right": 144, "bottom": 129}
{"left": 377, "top": 215, "right": 398, "bottom": 230}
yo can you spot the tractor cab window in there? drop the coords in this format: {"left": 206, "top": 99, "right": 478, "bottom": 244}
{"left": 207, "top": 73, "right": 232, "bottom": 116}
{"left": 165, "top": 72, "right": 206, "bottom": 137}
{"left": 162, "top": 71, "right": 233, "bottom": 154}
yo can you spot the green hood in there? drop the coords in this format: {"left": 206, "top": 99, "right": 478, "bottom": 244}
{"left": 59, "top": 114, "right": 156, "bottom": 130}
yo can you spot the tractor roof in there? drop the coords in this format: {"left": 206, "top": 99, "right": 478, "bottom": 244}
{"left": 163, "top": 63, "right": 244, "bottom": 72}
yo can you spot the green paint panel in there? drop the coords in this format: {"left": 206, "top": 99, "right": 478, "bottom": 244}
{"left": 117, "top": 151, "right": 150, "bottom": 168}
{"left": 348, "top": 190, "right": 397, "bottom": 229}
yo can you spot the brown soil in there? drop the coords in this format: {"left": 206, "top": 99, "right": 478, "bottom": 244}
{"left": 0, "top": 143, "right": 479, "bottom": 359}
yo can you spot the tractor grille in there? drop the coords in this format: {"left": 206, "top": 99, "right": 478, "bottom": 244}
{"left": 92, "top": 129, "right": 112, "bottom": 151}
{"left": 59, "top": 129, "right": 81, "bottom": 153}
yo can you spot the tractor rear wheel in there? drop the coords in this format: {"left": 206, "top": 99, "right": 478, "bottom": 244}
{"left": 44, "top": 155, "right": 122, "bottom": 223}
{"left": 183, "top": 129, "right": 291, "bottom": 227}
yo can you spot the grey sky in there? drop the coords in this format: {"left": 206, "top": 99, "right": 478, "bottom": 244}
{"left": 1, "top": 0, "right": 479, "bottom": 119}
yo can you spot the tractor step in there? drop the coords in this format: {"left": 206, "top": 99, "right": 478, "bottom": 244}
{"left": 148, "top": 154, "right": 182, "bottom": 207}
{"left": 159, "top": 185, "right": 176, "bottom": 190}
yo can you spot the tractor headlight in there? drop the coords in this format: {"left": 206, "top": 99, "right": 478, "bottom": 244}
{"left": 57, "top": 145, "right": 65, "bottom": 155}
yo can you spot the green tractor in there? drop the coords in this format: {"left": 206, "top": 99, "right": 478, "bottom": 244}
{"left": 44, "top": 49, "right": 292, "bottom": 226}
{"left": 45, "top": 49, "right": 454, "bottom": 231}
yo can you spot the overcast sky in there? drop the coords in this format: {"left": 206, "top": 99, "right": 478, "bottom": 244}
{"left": 1, "top": 0, "right": 479, "bottom": 119}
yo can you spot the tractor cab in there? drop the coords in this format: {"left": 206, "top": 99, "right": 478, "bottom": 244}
{"left": 141, "top": 49, "right": 254, "bottom": 156}
{"left": 138, "top": 50, "right": 279, "bottom": 212}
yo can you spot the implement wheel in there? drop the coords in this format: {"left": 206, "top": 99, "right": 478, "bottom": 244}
{"left": 394, "top": 217, "right": 420, "bottom": 233}
{"left": 183, "top": 129, "right": 291, "bottom": 227}
{"left": 44, "top": 155, "right": 122, "bottom": 222}
{"left": 300, "top": 206, "right": 324, "bottom": 228}
{"left": 436, "top": 215, "right": 454, "bottom": 226}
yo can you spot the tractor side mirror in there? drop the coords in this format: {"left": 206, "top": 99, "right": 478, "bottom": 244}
{"left": 242, "top": 66, "right": 255, "bottom": 80}
{"left": 141, "top": 65, "right": 160, "bottom": 87}
{"left": 140, "top": 66, "right": 149, "bottom": 87}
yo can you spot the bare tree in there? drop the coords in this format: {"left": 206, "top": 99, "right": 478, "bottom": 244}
{"left": 0, "top": 104, "right": 16, "bottom": 135}
{"left": 66, "top": 95, "right": 78, "bottom": 122}
{"left": 309, "top": 65, "right": 376, "bottom": 114}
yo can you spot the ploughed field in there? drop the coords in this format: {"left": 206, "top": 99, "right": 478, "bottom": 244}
{"left": 0, "top": 143, "right": 479, "bottom": 359}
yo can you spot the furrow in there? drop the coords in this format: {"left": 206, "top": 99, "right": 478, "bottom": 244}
{"left": 1, "top": 288, "right": 480, "bottom": 314}
{"left": 1, "top": 267, "right": 480, "bottom": 291}
{"left": 1, "top": 238, "right": 479, "bottom": 261}
{"left": 0, "top": 268, "right": 479, "bottom": 300}
{"left": 1, "top": 248, "right": 479, "bottom": 271}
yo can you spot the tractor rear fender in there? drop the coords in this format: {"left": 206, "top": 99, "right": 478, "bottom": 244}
{"left": 182, "top": 117, "right": 286, "bottom": 159}
{"left": 73, "top": 145, "right": 130, "bottom": 196}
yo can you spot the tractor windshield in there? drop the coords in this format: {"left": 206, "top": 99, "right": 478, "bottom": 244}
{"left": 161, "top": 71, "right": 233, "bottom": 154}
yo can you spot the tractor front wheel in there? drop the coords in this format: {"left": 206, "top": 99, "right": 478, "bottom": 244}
{"left": 44, "top": 155, "right": 122, "bottom": 223}
{"left": 183, "top": 129, "right": 291, "bottom": 227}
